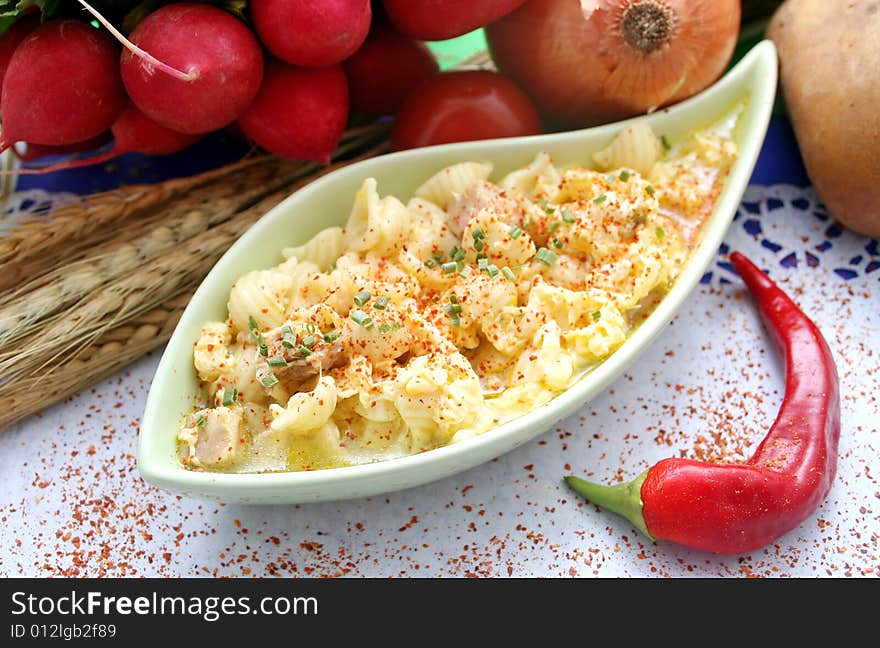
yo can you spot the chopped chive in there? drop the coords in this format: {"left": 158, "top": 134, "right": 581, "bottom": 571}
{"left": 424, "top": 258, "right": 438, "bottom": 268}
{"left": 486, "top": 264, "right": 499, "bottom": 278}
{"left": 451, "top": 247, "right": 466, "bottom": 262}
{"left": 323, "top": 330, "right": 340, "bottom": 343}
{"left": 458, "top": 265, "right": 472, "bottom": 278}
{"left": 441, "top": 261, "right": 458, "bottom": 274}
{"left": 221, "top": 387, "right": 237, "bottom": 406}
{"left": 656, "top": 227, "right": 665, "bottom": 239}
{"left": 257, "top": 335, "right": 268, "bottom": 357}
{"left": 446, "top": 296, "right": 462, "bottom": 315}
{"left": 522, "top": 213, "right": 531, "bottom": 228}
{"left": 645, "top": 185, "right": 656, "bottom": 195}
{"left": 478, "top": 257, "right": 489, "bottom": 271}
{"left": 476, "top": 252, "right": 488, "bottom": 261}
{"left": 607, "top": 173, "right": 617, "bottom": 184}
{"left": 561, "top": 209, "right": 576, "bottom": 223}
{"left": 261, "top": 374, "right": 279, "bottom": 388}
{"left": 353, "top": 290, "right": 371, "bottom": 307}
{"left": 305, "top": 322, "right": 317, "bottom": 334}
{"left": 446, "top": 296, "right": 463, "bottom": 323}
{"left": 592, "top": 310, "right": 602, "bottom": 321}
{"left": 541, "top": 199, "right": 555, "bottom": 214}
{"left": 350, "top": 309, "right": 374, "bottom": 329}
{"left": 301, "top": 334, "right": 316, "bottom": 348}
{"left": 548, "top": 221, "right": 561, "bottom": 233}
{"left": 267, "top": 355, "right": 288, "bottom": 367}
{"left": 661, "top": 134, "right": 671, "bottom": 150}
{"left": 619, "top": 170, "right": 630, "bottom": 182}
{"left": 509, "top": 226, "right": 522, "bottom": 239}
{"left": 472, "top": 228, "right": 485, "bottom": 240}
{"left": 281, "top": 325, "right": 296, "bottom": 348}
{"left": 552, "top": 237, "right": 563, "bottom": 249}
{"left": 474, "top": 239, "right": 485, "bottom": 252}
{"left": 374, "top": 296, "right": 390, "bottom": 310}
{"left": 593, "top": 193, "right": 607, "bottom": 204}
{"left": 196, "top": 415, "right": 207, "bottom": 427}
{"left": 535, "top": 247, "right": 557, "bottom": 266}
{"left": 247, "top": 315, "right": 259, "bottom": 334}
{"left": 378, "top": 322, "right": 392, "bottom": 334}
{"left": 297, "top": 344, "right": 313, "bottom": 357}
{"left": 502, "top": 266, "right": 516, "bottom": 281}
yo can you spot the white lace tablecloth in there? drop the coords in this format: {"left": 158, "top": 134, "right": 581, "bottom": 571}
{"left": 1, "top": 183, "right": 877, "bottom": 578}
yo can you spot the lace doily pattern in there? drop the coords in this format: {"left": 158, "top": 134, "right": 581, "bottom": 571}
{"left": 0, "top": 180, "right": 876, "bottom": 578}
{"left": 701, "top": 184, "right": 879, "bottom": 286}
{"left": 0, "top": 188, "right": 82, "bottom": 233}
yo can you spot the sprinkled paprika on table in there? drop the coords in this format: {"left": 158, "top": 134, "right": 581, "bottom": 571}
{"left": 566, "top": 252, "right": 841, "bottom": 554}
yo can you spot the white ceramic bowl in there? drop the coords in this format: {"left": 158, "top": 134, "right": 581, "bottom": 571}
{"left": 138, "top": 42, "right": 778, "bottom": 504}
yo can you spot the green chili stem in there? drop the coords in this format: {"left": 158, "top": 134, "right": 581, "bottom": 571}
{"left": 564, "top": 472, "right": 654, "bottom": 540}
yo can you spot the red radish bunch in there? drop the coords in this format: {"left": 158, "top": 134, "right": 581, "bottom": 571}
{"left": 238, "top": 62, "right": 349, "bottom": 164}
{"left": 0, "top": 12, "right": 39, "bottom": 104}
{"left": 14, "top": 103, "right": 201, "bottom": 175}
{"left": 119, "top": 3, "right": 264, "bottom": 135}
{"left": 0, "top": 19, "right": 126, "bottom": 151}
{"left": 0, "top": 0, "right": 541, "bottom": 174}
{"left": 251, "top": 0, "right": 372, "bottom": 67}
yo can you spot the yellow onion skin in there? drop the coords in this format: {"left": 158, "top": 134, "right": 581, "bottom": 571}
{"left": 486, "top": 0, "right": 741, "bottom": 129}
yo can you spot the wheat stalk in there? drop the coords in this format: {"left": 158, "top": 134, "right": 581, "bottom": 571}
{"left": 0, "top": 154, "right": 272, "bottom": 275}
{"left": 0, "top": 202, "right": 268, "bottom": 376}
{"left": 0, "top": 125, "right": 386, "bottom": 339}
{"left": 0, "top": 123, "right": 388, "bottom": 293}
{"left": 1, "top": 156, "right": 340, "bottom": 339}
{"left": 0, "top": 138, "right": 389, "bottom": 426}
{"left": 1, "top": 292, "right": 191, "bottom": 430}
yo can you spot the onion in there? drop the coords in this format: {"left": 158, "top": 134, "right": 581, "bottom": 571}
{"left": 485, "top": 0, "right": 740, "bottom": 128}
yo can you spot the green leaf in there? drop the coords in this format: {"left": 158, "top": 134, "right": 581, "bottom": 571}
{"left": 0, "top": 16, "right": 18, "bottom": 35}
{"left": 15, "top": 0, "right": 60, "bottom": 16}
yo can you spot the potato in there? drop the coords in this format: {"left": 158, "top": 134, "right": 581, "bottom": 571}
{"left": 768, "top": 1, "right": 880, "bottom": 237}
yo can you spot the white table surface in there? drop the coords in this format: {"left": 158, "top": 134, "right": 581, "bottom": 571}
{"left": 2, "top": 184, "right": 878, "bottom": 578}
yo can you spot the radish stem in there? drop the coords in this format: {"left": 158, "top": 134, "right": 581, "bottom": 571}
{"left": 77, "top": 0, "right": 196, "bottom": 82}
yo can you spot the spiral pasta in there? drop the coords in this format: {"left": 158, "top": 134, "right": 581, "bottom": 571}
{"left": 179, "top": 118, "right": 738, "bottom": 473}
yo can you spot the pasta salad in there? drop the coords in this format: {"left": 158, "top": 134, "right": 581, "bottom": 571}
{"left": 178, "top": 118, "right": 738, "bottom": 473}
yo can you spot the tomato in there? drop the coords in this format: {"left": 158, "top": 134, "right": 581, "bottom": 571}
{"left": 390, "top": 70, "right": 542, "bottom": 151}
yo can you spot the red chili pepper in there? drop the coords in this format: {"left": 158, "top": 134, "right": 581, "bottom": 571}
{"left": 566, "top": 252, "right": 841, "bottom": 554}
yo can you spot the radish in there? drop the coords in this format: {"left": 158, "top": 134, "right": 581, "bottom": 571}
{"left": 12, "top": 103, "right": 201, "bottom": 175}
{"left": 0, "top": 13, "right": 40, "bottom": 106}
{"left": 251, "top": 0, "right": 371, "bottom": 67}
{"left": 15, "top": 132, "right": 113, "bottom": 163}
{"left": 114, "top": 3, "right": 264, "bottom": 135}
{"left": 343, "top": 17, "right": 438, "bottom": 116}
{"left": 237, "top": 60, "right": 349, "bottom": 163}
{"left": 0, "top": 20, "right": 126, "bottom": 152}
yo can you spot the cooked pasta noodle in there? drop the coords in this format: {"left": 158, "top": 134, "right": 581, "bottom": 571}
{"left": 178, "top": 118, "right": 738, "bottom": 472}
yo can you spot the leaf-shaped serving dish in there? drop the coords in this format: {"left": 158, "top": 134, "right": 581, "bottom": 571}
{"left": 139, "top": 42, "right": 777, "bottom": 503}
